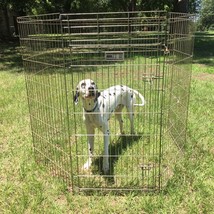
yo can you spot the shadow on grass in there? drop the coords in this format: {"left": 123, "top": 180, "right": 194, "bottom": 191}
{"left": 0, "top": 41, "right": 23, "bottom": 72}
{"left": 92, "top": 134, "right": 143, "bottom": 183}
{"left": 195, "top": 31, "right": 214, "bottom": 37}
{"left": 1, "top": 32, "right": 213, "bottom": 73}
{"left": 193, "top": 32, "right": 214, "bottom": 66}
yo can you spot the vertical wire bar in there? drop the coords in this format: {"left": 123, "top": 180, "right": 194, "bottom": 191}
{"left": 60, "top": 14, "right": 73, "bottom": 186}
{"left": 67, "top": 14, "right": 80, "bottom": 190}
{"left": 159, "top": 11, "right": 170, "bottom": 190}
{"left": 155, "top": 11, "right": 161, "bottom": 188}
{"left": 184, "top": 15, "right": 194, "bottom": 150}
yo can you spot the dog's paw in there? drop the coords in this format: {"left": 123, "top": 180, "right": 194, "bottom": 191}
{"left": 82, "top": 159, "right": 92, "bottom": 170}
{"left": 102, "top": 162, "right": 110, "bottom": 174}
{"left": 103, "top": 168, "right": 110, "bottom": 175}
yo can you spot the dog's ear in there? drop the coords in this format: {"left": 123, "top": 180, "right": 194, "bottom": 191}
{"left": 73, "top": 87, "right": 79, "bottom": 105}
{"left": 94, "top": 83, "right": 100, "bottom": 101}
{"left": 94, "top": 90, "right": 100, "bottom": 102}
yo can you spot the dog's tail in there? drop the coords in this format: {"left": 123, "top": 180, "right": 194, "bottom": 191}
{"left": 132, "top": 89, "right": 145, "bottom": 106}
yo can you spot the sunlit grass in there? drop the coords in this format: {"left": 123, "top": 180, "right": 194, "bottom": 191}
{"left": 0, "top": 31, "right": 214, "bottom": 212}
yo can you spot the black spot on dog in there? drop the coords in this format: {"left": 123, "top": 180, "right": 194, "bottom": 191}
{"left": 131, "top": 94, "right": 133, "bottom": 98}
{"left": 109, "top": 93, "right": 111, "bottom": 96}
{"left": 121, "top": 85, "right": 123, "bottom": 87}
{"left": 102, "top": 103, "right": 105, "bottom": 108}
{"left": 113, "top": 93, "right": 115, "bottom": 95}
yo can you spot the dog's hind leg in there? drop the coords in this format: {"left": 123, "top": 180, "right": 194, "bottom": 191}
{"left": 126, "top": 105, "right": 135, "bottom": 134}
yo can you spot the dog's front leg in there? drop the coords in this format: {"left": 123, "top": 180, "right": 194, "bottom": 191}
{"left": 83, "top": 125, "right": 94, "bottom": 170}
{"left": 103, "top": 122, "right": 110, "bottom": 174}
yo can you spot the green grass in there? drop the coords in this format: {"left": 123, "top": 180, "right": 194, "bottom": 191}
{"left": 25, "top": 58, "right": 166, "bottom": 191}
{"left": 0, "top": 31, "right": 214, "bottom": 213}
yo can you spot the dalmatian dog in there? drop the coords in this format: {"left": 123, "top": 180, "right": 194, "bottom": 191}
{"left": 74, "top": 79, "right": 145, "bottom": 174}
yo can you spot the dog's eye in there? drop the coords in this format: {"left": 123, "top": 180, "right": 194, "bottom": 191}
{"left": 81, "top": 82, "right": 86, "bottom": 89}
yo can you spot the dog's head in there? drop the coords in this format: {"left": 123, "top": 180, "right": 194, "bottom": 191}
{"left": 74, "top": 79, "right": 100, "bottom": 104}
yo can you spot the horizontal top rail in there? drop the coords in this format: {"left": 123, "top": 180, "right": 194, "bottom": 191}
{"left": 17, "top": 11, "right": 192, "bottom": 23}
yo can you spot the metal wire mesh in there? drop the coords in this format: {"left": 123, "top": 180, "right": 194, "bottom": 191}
{"left": 17, "top": 11, "right": 195, "bottom": 193}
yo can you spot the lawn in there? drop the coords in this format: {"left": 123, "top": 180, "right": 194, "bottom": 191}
{"left": 0, "top": 31, "right": 214, "bottom": 213}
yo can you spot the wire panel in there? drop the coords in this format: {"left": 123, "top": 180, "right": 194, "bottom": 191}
{"left": 17, "top": 11, "right": 194, "bottom": 193}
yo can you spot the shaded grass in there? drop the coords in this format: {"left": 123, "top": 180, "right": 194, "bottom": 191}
{"left": 0, "top": 41, "right": 23, "bottom": 72}
{"left": 193, "top": 31, "right": 214, "bottom": 68}
{"left": 0, "top": 33, "right": 214, "bottom": 213}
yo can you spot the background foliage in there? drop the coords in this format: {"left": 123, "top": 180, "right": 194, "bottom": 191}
{"left": 1, "top": 0, "right": 213, "bottom": 31}
{"left": 197, "top": 0, "right": 214, "bottom": 30}
{"left": 0, "top": 0, "right": 197, "bottom": 13}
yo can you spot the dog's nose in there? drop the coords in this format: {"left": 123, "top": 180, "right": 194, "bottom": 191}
{"left": 88, "top": 86, "right": 94, "bottom": 91}
{"left": 88, "top": 86, "right": 95, "bottom": 96}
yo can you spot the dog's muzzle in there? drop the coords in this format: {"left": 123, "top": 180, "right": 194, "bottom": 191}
{"left": 89, "top": 86, "right": 95, "bottom": 95}
{"left": 85, "top": 86, "right": 96, "bottom": 98}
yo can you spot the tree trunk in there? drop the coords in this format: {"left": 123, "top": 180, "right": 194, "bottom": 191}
{"left": 2, "top": 7, "right": 11, "bottom": 39}
{"left": 128, "top": 0, "right": 137, "bottom": 12}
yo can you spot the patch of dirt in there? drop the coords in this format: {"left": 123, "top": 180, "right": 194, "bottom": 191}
{"left": 192, "top": 73, "right": 214, "bottom": 81}
{"left": 56, "top": 194, "right": 68, "bottom": 207}
{"left": 210, "top": 147, "right": 214, "bottom": 156}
